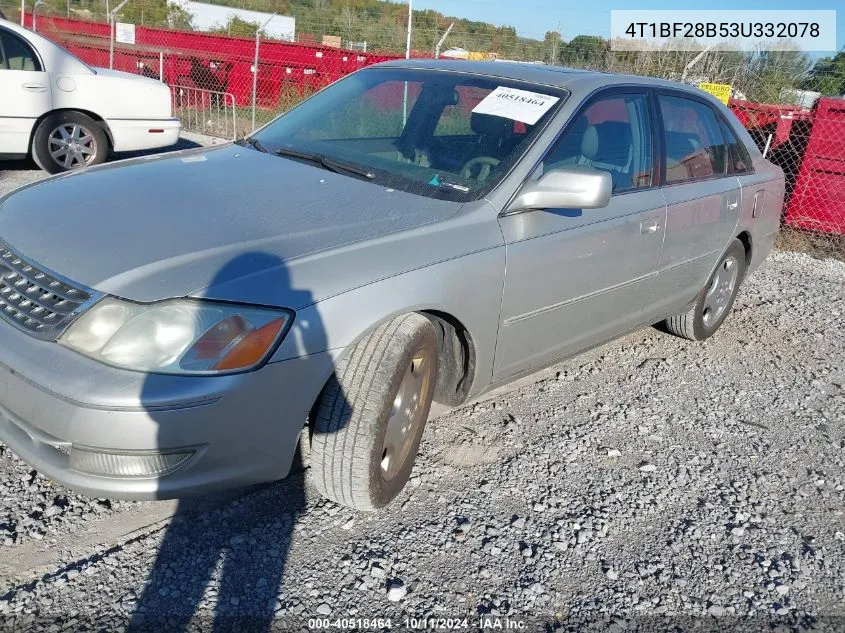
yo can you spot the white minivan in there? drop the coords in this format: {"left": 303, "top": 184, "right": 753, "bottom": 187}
{"left": 0, "top": 18, "right": 180, "bottom": 173}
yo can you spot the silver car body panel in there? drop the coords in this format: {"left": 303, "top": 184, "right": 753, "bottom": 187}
{"left": 494, "top": 188, "right": 667, "bottom": 381}
{"left": 0, "top": 60, "right": 784, "bottom": 499}
{"left": 0, "top": 144, "right": 465, "bottom": 303}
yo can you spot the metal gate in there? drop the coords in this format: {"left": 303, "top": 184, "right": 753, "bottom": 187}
{"left": 171, "top": 85, "right": 238, "bottom": 141}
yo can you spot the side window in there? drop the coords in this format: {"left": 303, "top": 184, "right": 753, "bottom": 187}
{"left": 658, "top": 95, "right": 727, "bottom": 183}
{"left": 0, "top": 30, "right": 41, "bottom": 71}
{"left": 719, "top": 119, "right": 752, "bottom": 175}
{"left": 543, "top": 93, "right": 653, "bottom": 193}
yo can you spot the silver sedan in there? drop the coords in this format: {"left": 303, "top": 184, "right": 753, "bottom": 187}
{"left": 0, "top": 60, "right": 784, "bottom": 511}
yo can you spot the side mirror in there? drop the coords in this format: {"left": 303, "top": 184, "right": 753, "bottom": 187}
{"left": 508, "top": 167, "right": 612, "bottom": 213}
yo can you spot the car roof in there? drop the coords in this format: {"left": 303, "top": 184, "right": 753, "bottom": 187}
{"left": 375, "top": 58, "right": 715, "bottom": 101}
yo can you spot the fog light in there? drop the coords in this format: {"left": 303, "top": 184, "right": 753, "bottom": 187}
{"left": 69, "top": 447, "right": 194, "bottom": 478}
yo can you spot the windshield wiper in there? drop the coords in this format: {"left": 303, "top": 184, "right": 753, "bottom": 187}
{"left": 235, "top": 137, "right": 270, "bottom": 153}
{"left": 274, "top": 146, "right": 375, "bottom": 180}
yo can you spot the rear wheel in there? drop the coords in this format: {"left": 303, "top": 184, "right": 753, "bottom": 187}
{"left": 663, "top": 239, "right": 746, "bottom": 341}
{"left": 32, "top": 111, "right": 108, "bottom": 174}
{"left": 309, "top": 314, "right": 438, "bottom": 511}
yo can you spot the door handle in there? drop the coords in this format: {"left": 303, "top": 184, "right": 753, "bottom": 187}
{"left": 640, "top": 218, "right": 660, "bottom": 234}
{"left": 22, "top": 83, "right": 47, "bottom": 92}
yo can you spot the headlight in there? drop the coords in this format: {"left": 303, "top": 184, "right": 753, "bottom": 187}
{"left": 59, "top": 297, "right": 292, "bottom": 374}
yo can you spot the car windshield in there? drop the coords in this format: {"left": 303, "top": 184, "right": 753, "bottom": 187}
{"left": 251, "top": 67, "right": 568, "bottom": 201}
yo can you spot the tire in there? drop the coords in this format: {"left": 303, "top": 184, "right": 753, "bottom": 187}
{"left": 309, "top": 313, "right": 438, "bottom": 511}
{"left": 663, "top": 239, "right": 747, "bottom": 341}
{"left": 32, "top": 111, "right": 109, "bottom": 174}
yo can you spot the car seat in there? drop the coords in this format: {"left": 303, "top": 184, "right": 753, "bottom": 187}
{"left": 469, "top": 112, "right": 516, "bottom": 159}
{"left": 579, "top": 121, "right": 633, "bottom": 190}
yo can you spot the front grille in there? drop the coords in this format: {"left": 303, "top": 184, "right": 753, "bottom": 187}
{"left": 0, "top": 243, "right": 93, "bottom": 339}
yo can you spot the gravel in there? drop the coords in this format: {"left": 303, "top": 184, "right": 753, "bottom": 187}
{"left": 0, "top": 153, "right": 844, "bottom": 630}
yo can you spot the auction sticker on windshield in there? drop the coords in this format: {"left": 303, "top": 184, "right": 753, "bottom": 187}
{"left": 471, "top": 86, "right": 560, "bottom": 125}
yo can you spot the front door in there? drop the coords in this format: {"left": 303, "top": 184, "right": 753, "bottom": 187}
{"left": 0, "top": 27, "right": 51, "bottom": 155}
{"left": 493, "top": 91, "right": 666, "bottom": 382}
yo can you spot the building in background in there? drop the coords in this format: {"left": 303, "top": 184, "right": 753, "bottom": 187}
{"left": 168, "top": 0, "right": 295, "bottom": 40}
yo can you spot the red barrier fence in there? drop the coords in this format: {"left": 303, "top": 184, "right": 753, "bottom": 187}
{"left": 730, "top": 97, "right": 845, "bottom": 237}
{"left": 26, "top": 13, "right": 400, "bottom": 111}
{"left": 786, "top": 99, "right": 845, "bottom": 235}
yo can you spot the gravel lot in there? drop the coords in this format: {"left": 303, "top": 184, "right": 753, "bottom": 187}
{"left": 0, "top": 147, "right": 844, "bottom": 632}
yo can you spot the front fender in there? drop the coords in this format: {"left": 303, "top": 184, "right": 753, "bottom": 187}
{"left": 270, "top": 244, "right": 506, "bottom": 401}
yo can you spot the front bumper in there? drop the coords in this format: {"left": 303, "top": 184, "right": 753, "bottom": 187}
{"left": 0, "top": 319, "right": 335, "bottom": 500}
{"left": 106, "top": 117, "right": 181, "bottom": 153}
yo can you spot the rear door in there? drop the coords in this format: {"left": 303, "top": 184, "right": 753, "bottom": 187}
{"left": 719, "top": 116, "right": 778, "bottom": 237}
{"left": 0, "top": 27, "right": 52, "bottom": 155}
{"left": 493, "top": 89, "right": 666, "bottom": 381}
{"left": 649, "top": 92, "right": 740, "bottom": 319}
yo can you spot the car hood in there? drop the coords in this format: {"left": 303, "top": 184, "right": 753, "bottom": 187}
{"left": 0, "top": 145, "right": 463, "bottom": 305}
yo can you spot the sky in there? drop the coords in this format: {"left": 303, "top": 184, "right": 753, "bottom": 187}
{"left": 409, "top": 0, "right": 843, "bottom": 53}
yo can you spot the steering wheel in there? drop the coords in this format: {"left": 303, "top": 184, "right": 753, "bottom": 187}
{"left": 460, "top": 156, "right": 500, "bottom": 183}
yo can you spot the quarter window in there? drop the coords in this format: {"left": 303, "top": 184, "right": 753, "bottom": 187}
{"left": 719, "top": 119, "right": 751, "bottom": 175}
{"left": 658, "top": 95, "right": 728, "bottom": 183}
{"left": 543, "top": 93, "right": 653, "bottom": 193}
{"left": 0, "top": 30, "right": 41, "bottom": 71}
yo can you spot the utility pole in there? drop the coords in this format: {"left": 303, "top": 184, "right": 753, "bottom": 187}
{"left": 550, "top": 21, "right": 560, "bottom": 65}
{"left": 681, "top": 44, "right": 715, "bottom": 83}
{"left": 31, "top": 0, "right": 43, "bottom": 32}
{"left": 252, "top": 13, "right": 276, "bottom": 132}
{"left": 108, "top": 0, "right": 131, "bottom": 69}
{"left": 435, "top": 22, "right": 453, "bottom": 59}
{"left": 405, "top": 0, "right": 412, "bottom": 59}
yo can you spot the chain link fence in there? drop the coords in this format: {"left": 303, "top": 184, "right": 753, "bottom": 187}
{"left": 3, "top": 1, "right": 401, "bottom": 137}
{"left": 729, "top": 97, "right": 845, "bottom": 257}
{"left": 3, "top": 0, "right": 844, "bottom": 255}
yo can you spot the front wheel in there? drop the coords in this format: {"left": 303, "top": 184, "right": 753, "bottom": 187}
{"left": 309, "top": 314, "right": 438, "bottom": 511}
{"left": 32, "top": 111, "right": 109, "bottom": 174}
{"left": 663, "top": 238, "right": 747, "bottom": 341}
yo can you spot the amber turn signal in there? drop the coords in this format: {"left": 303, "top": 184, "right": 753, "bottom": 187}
{"left": 213, "top": 318, "right": 287, "bottom": 370}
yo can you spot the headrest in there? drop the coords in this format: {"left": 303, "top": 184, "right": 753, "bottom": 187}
{"left": 665, "top": 131, "right": 699, "bottom": 160}
{"left": 546, "top": 115, "right": 589, "bottom": 162}
{"left": 581, "top": 121, "right": 632, "bottom": 167}
{"left": 568, "top": 114, "right": 589, "bottom": 136}
{"left": 471, "top": 113, "right": 513, "bottom": 139}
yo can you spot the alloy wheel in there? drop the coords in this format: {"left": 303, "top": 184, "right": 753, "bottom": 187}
{"left": 48, "top": 123, "right": 97, "bottom": 170}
